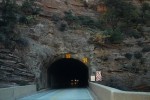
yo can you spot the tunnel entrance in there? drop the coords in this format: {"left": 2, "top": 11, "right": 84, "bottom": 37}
{"left": 47, "top": 58, "right": 89, "bottom": 89}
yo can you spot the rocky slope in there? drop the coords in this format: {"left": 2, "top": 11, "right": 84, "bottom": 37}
{"left": 0, "top": 0, "right": 150, "bottom": 91}
{"left": 0, "top": 48, "right": 35, "bottom": 88}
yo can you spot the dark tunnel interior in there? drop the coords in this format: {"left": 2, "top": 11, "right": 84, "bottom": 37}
{"left": 47, "top": 58, "right": 89, "bottom": 89}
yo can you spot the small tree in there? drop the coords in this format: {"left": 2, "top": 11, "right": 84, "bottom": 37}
{"left": 124, "top": 53, "right": 132, "bottom": 60}
{"left": 134, "top": 52, "right": 142, "bottom": 59}
{"left": 1, "top": 0, "right": 18, "bottom": 39}
{"left": 64, "top": 10, "right": 78, "bottom": 25}
{"left": 21, "top": 0, "right": 40, "bottom": 15}
{"left": 141, "top": 2, "right": 150, "bottom": 25}
{"left": 0, "top": 0, "right": 40, "bottom": 48}
{"left": 1, "top": 0, "right": 18, "bottom": 27}
{"left": 102, "top": 0, "right": 141, "bottom": 38}
{"left": 105, "top": 28, "right": 123, "bottom": 44}
{"left": 0, "top": 0, "right": 19, "bottom": 48}
{"left": 20, "top": 0, "right": 41, "bottom": 24}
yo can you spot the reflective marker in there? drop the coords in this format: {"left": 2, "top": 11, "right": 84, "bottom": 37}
{"left": 66, "top": 53, "right": 71, "bottom": 58}
{"left": 82, "top": 57, "right": 88, "bottom": 63}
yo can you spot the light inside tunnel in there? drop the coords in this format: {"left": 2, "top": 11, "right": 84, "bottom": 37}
{"left": 47, "top": 58, "right": 89, "bottom": 89}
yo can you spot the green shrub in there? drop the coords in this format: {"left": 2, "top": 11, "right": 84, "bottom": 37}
{"left": 59, "top": 22, "right": 68, "bottom": 32}
{"left": 124, "top": 53, "right": 132, "bottom": 60}
{"left": 141, "top": 2, "right": 150, "bottom": 25}
{"left": 102, "top": 0, "right": 143, "bottom": 38}
{"left": 19, "top": 15, "right": 28, "bottom": 24}
{"left": 20, "top": 0, "right": 41, "bottom": 24}
{"left": 106, "top": 28, "right": 123, "bottom": 44}
{"left": 110, "top": 33, "right": 123, "bottom": 44}
{"left": 103, "top": 0, "right": 139, "bottom": 26}
{"left": 1, "top": 0, "right": 19, "bottom": 36}
{"left": 142, "top": 46, "right": 150, "bottom": 52}
{"left": 79, "top": 16, "right": 102, "bottom": 28}
{"left": 73, "top": 0, "right": 149, "bottom": 40}
{"left": 1, "top": 0, "right": 18, "bottom": 26}
{"left": 19, "top": 15, "right": 35, "bottom": 24}
{"left": 78, "top": 16, "right": 94, "bottom": 27}
{"left": 126, "top": 28, "right": 142, "bottom": 38}
{"left": 134, "top": 52, "right": 142, "bottom": 59}
{"left": 64, "top": 10, "right": 78, "bottom": 24}
{"left": 51, "top": 14, "right": 61, "bottom": 22}
{"left": 21, "top": 0, "right": 41, "bottom": 16}
{"left": 0, "top": 33, "right": 6, "bottom": 42}
{"left": 64, "top": 10, "right": 102, "bottom": 29}
{"left": 26, "top": 15, "right": 35, "bottom": 23}
{"left": 0, "top": 0, "right": 19, "bottom": 48}
{"left": 0, "top": 0, "right": 40, "bottom": 48}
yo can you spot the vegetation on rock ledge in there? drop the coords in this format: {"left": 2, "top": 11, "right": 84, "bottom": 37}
{"left": 0, "top": 0, "right": 41, "bottom": 49}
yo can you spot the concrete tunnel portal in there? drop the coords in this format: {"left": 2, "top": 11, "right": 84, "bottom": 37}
{"left": 47, "top": 58, "right": 89, "bottom": 89}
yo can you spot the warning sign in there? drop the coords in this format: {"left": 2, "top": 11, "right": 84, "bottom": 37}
{"left": 82, "top": 57, "right": 88, "bottom": 63}
{"left": 90, "top": 76, "right": 95, "bottom": 81}
{"left": 65, "top": 53, "right": 71, "bottom": 59}
{"left": 96, "top": 71, "right": 102, "bottom": 81}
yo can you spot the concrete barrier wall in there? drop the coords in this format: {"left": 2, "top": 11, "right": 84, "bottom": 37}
{"left": 0, "top": 85, "right": 36, "bottom": 100}
{"left": 89, "top": 82, "right": 120, "bottom": 100}
{"left": 113, "top": 91, "right": 150, "bottom": 100}
{"left": 89, "top": 82, "right": 150, "bottom": 100}
{"left": 0, "top": 87, "right": 14, "bottom": 100}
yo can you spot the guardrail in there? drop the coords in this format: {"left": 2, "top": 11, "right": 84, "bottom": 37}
{"left": 89, "top": 82, "right": 150, "bottom": 100}
{"left": 0, "top": 85, "right": 36, "bottom": 100}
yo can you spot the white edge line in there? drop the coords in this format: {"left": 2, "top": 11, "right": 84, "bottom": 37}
{"left": 87, "top": 89, "right": 94, "bottom": 100}
{"left": 37, "top": 90, "right": 59, "bottom": 99}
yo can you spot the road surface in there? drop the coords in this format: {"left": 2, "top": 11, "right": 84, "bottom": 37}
{"left": 19, "top": 88, "right": 94, "bottom": 100}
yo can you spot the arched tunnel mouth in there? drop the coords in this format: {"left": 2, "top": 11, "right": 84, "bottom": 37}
{"left": 47, "top": 58, "right": 89, "bottom": 89}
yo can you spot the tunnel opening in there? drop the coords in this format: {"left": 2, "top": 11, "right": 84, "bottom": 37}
{"left": 47, "top": 58, "right": 89, "bottom": 89}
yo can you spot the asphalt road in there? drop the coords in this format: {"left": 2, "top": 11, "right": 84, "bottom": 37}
{"left": 19, "top": 88, "right": 94, "bottom": 100}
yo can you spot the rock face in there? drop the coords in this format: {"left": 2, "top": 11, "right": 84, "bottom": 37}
{"left": 0, "top": 0, "right": 150, "bottom": 91}
{"left": 0, "top": 49, "right": 35, "bottom": 88}
{"left": 15, "top": 18, "right": 150, "bottom": 91}
{"left": 16, "top": 18, "right": 95, "bottom": 89}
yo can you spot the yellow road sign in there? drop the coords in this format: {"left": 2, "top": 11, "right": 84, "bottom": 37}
{"left": 65, "top": 53, "right": 71, "bottom": 59}
{"left": 82, "top": 57, "right": 88, "bottom": 63}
